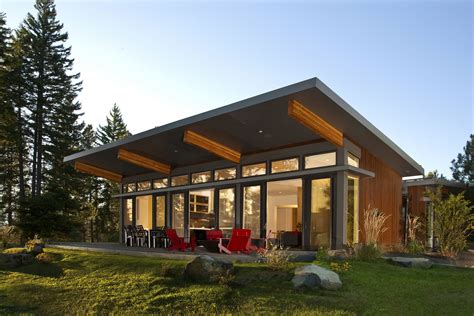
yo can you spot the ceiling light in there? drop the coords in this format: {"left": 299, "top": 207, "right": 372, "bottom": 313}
{"left": 258, "top": 130, "right": 264, "bottom": 134}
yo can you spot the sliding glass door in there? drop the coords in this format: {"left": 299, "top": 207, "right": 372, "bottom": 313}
{"left": 218, "top": 187, "right": 235, "bottom": 238}
{"left": 243, "top": 185, "right": 262, "bottom": 238}
{"left": 310, "top": 178, "right": 332, "bottom": 249}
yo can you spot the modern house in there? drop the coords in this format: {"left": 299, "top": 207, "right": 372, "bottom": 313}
{"left": 64, "top": 78, "right": 424, "bottom": 250}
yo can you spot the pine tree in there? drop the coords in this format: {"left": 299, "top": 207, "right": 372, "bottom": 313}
{"left": 21, "top": 0, "right": 82, "bottom": 196}
{"left": 95, "top": 104, "right": 130, "bottom": 241}
{"left": 451, "top": 134, "right": 473, "bottom": 185}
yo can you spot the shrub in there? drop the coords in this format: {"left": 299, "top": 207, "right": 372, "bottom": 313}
{"left": 426, "top": 187, "right": 474, "bottom": 258}
{"left": 330, "top": 261, "right": 351, "bottom": 273}
{"left": 36, "top": 252, "right": 55, "bottom": 264}
{"left": 315, "top": 245, "right": 329, "bottom": 263}
{"left": 362, "top": 207, "right": 391, "bottom": 245}
{"left": 3, "top": 247, "right": 27, "bottom": 254}
{"left": 0, "top": 225, "right": 18, "bottom": 249}
{"left": 406, "top": 215, "right": 424, "bottom": 254}
{"left": 256, "top": 243, "right": 293, "bottom": 270}
{"left": 355, "top": 243, "right": 381, "bottom": 261}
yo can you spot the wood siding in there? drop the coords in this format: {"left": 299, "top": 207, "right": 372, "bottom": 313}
{"left": 359, "top": 148, "right": 403, "bottom": 245}
{"left": 407, "top": 186, "right": 427, "bottom": 218}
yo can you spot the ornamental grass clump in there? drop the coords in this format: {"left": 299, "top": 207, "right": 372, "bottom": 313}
{"left": 257, "top": 243, "right": 293, "bottom": 271}
{"left": 426, "top": 187, "right": 474, "bottom": 258}
{"left": 356, "top": 207, "right": 390, "bottom": 261}
{"left": 407, "top": 215, "right": 424, "bottom": 254}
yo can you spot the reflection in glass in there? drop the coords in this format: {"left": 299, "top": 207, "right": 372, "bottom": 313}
{"left": 243, "top": 185, "right": 261, "bottom": 238}
{"left": 172, "top": 193, "right": 185, "bottom": 237}
{"left": 311, "top": 178, "right": 332, "bottom": 248}
{"left": 347, "top": 176, "right": 359, "bottom": 244}
{"left": 124, "top": 183, "right": 136, "bottom": 193}
{"left": 214, "top": 167, "right": 237, "bottom": 181}
{"left": 153, "top": 178, "right": 168, "bottom": 189}
{"left": 271, "top": 158, "right": 299, "bottom": 174}
{"left": 348, "top": 153, "right": 360, "bottom": 168}
{"left": 136, "top": 195, "right": 152, "bottom": 229}
{"left": 156, "top": 195, "right": 166, "bottom": 227}
{"left": 189, "top": 189, "right": 215, "bottom": 229}
{"left": 191, "top": 171, "right": 212, "bottom": 184}
{"left": 171, "top": 175, "right": 189, "bottom": 187}
{"left": 242, "top": 163, "right": 266, "bottom": 177}
{"left": 219, "top": 188, "right": 235, "bottom": 238}
{"left": 124, "top": 199, "right": 133, "bottom": 225}
{"left": 137, "top": 181, "right": 151, "bottom": 191}
{"left": 305, "top": 152, "right": 336, "bottom": 169}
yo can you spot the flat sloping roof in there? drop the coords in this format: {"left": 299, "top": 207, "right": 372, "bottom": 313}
{"left": 64, "top": 77, "right": 424, "bottom": 177}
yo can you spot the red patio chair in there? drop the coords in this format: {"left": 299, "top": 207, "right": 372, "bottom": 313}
{"left": 206, "top": 229, "right": 223, "bottom": 241}
{"left": 218, "top": 229, "right": 252, "bottom": 255}
{"left": 165, "top": 229, "right": 195, "bottom": 252}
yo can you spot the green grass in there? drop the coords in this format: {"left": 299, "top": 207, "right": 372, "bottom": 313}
{"left": 1, "top": 249, "right": 473, "bottom": 315}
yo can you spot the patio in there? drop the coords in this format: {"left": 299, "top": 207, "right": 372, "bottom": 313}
{"left": 47, "top": 242, "right": 316, "bottom": 263}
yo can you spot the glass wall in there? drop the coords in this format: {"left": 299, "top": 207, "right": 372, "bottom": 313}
{"left": 172, "top": 193, "right": 185, "bottom": 237}
{"left": 218, "top": 188, "right": 235, "bottom": 237}
{"left": 124, "top": 198, "right": 133, "bottom": 226}
{"left": 348, "top": 153, "right": 360, "bottom": 167}
{"left": 214, "top": 167, "right": 236, "bottom": 181}
{"left": 155, "top": 195, "right": 166, "bottom": 227}
{"left": 191, "top": 171, "right": 212, "bottom": 184}
{"left": 347, "top": 176, "right": 359, "bottom": 244}
{"left": 271, "top": 158, "right": 299, "bottom": 174}
{"left": 136, "top": 195, "right": 152, "bottom": 229}
{"left": 243, "top": 185, "right": 261, "bottom": 238}
{"left": 171, "top": 175, "right": 189, "bottom": 187}
{"left": 310, "top": 178, "right": 332, "bottom": 248}
{"left": 242, "top": 163, "right": 266, "bottom": 177}
{"left": 189, "top": 189, "right": 215, "bottom": 229}
{"left": 305, "top": 152, "right": 336, "bottom": 169}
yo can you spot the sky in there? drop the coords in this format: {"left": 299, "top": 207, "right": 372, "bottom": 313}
{"left": 1, "top": 0, "right": 472, "bottom": 178}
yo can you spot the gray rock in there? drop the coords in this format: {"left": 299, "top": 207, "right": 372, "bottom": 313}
{"left": 294, "top": 264, "right": 342, "bottom": 290}
{"left": 28, "top": 244, "right": 44, "bottom": 256}
{"left": 290, "top": 253, "right": 316, "bottom": 262}
{"left": 291, "top": 273, "right": 321, "bottom": 289}
{"left": 388, "top": 257, "right": 433, "bottom": 269}
{"left": 184, "top": 255, "right": 234, "bottom": 282}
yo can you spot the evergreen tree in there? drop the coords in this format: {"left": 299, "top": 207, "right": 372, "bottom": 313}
{"left": 95, "top": 104, "right": 130, "bottom": 241}
{"left": 21, "top": 0, "right": 82, "bottom": 196}
{"left": 451, "top": 134, "right": 473, "bottom": 185}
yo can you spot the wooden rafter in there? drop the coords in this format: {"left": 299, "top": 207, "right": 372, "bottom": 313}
{"left": 183, "top": 130, "right": 241, "bottom": 164}
{"left": 117, "top": 149, "right": 171, "bottom": 175}
{"left": 74, "top": 162, "right": 122, "bottom": 183}
{"left": 288, "top": 99, "right": 344, "bottom": 147}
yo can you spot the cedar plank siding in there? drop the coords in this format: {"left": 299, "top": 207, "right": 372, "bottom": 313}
{"left": 359, "top": 148, "right": 403, "bottom": 245}
{"left": 407, "top": 186, "right": 427, "bottom": 218}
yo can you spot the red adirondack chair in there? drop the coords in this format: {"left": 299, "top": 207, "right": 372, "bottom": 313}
{"left": 165, "top": 229, "right": 195, "bottom": 252}
{"left": 206, "top": 229, "right": 223, "bottom": 241}
{"left": 218, "top": 228, "right": 252, "bottom": 254}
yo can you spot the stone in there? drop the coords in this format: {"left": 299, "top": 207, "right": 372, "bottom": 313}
{"left": 184, "top": 255, "right": 234, "bottom": 282}
{"left": 291, "top": 273, "right": 320, "bottom": 289}
{"left": 0, "top": 253, "right": 34, "bottom": 269}
{"left": 294, "top": 264, "right": 342, "bottom": 290}
{"left": 290, "top": 253, "right": 316, "bottom": 262}
{"left": 388, "top": 257, "right": 433, "bottom": 269}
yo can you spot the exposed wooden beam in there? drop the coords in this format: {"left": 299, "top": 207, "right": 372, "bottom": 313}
{"left": 117, "top": 149, "right": 171, "bottom": 175}
{"left": 74, "top": 162, "right": 122, "bottom": 183}
{"left": 183, "top": 130, "right": 241, "bottom": 164}
{"left": 288, "top": 99, "right": 344, "bottom": 147}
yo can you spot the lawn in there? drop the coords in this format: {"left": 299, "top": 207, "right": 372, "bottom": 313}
{"left": 1, "top": 249, "right": 473, "bottom": 315}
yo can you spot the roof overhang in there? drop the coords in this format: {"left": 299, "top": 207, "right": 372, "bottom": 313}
{"left": 64, "top": 77, "right": 424, "bottom": 178}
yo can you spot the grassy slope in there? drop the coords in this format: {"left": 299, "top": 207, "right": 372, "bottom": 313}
{"left": 0, "top": 249, "right": 473, "bottom": 315}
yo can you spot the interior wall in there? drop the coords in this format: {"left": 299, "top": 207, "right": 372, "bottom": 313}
{"left": 136, "top": 195, "right": 152, "bottom": 229}
{"left": 359, "top": 148, "right": 403, "bottom": 245}
{"left": 267, "top": 194, "right": 299, "bottom": 233}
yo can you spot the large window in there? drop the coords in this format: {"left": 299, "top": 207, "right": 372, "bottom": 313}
{"left": 305, "top": 152, "right": 336, "bottom": 169}
{"left": 171, "top": 175, "right": 189, "bottom": 187}
{"left": 218, "top": 188, "right": 235, "bottom": 238}
{"left": 243, "top": 185, "right": 261, "bottom": 238}
{"left": 347, "top": 176, "right": 359, "bottom": 244}
{"left": 155, "top": 195, "right": 166, "bottom": 227}
{"left": 123, "top": 183, "right": 136, "bottom": 193}
{"left": 137, "top": 181, "right": 151, "bottom": 191}
{"left": 310, "top": 178, "right": 332, "bottom": 248}
{"left": 348, "top": 153, "right": 360, "bottom": 168}
{"left": 189, "top": 189, "right": 215, "bottom": 229}
{"left": 242, "top": 163, "right": 266, "bottom": 177}
{"left": 191, "top": 171, "right": 211, "bottom": 184}
{"left": 214, "top": 167, "right": 236, "bottom": 181}
{"left": 271, "top": 158, "right": 299, "bottom": 174}
{"left": 124, "top": 198, "right": 133, "bottom": 226}
{"left": 172, "top": 193, "right": 185, "bottom": 237}
{"left": 136, "top": 195, "right": 152, "bottom": 229}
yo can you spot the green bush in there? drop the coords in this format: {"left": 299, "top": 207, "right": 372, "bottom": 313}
{"left": 427, "top": 187, "right": 474, "bottom": 258}
{"left": 3, "top": 247, "right": 27, "bottom": 254}
{"left": 406, "top": 240, "right": 424, "bottom": 254}
{"left": 355, "top": 243, "right": 381, "bottom": 261}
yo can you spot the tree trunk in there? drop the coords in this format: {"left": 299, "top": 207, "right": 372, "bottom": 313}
{"left": 16, "top": 106, "right": 25, "bottom": 203}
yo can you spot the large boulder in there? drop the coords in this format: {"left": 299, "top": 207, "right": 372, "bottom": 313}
{"left": 0, "top": 253, "right": 34, "bottom": 269}
{"left": 291, "top": 273, "right": 320, "bottom": 289}
{"left": 184, "top": 255, "right": 234, "bottom": 282}
{"left": 294, "top": 264, "right": 342, "bottom": 290}
{"left": 387, "top": 257, "right": 433, "bottom": 269}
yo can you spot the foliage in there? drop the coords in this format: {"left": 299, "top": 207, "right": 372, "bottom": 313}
{"left": 425, "top": 170, "right": 446, "bottom": 179}
{"left": 315, "top": 245, "right": 329, "bottom": 264}
{"left": 450, "top": 134, "right": 473, "bottom": 184}
{"left": 362, "top": 207, "right": 390, "bottom": 246}
{"left": 0, "top": 225, "right": 17, "bottom": 248}
{"left": 35, "top": 252, "right": 54, "bottom": 264}
{"left": 256, "top": 243, "right": 293, "bottom": 270}
{"left": 330, "top": 261, "right": 351, "bottom": 273}
{"left": 3, "top": 247, "right": 26, "bottom": 254}
{"left": 354, "top": 243, "right": 381, "bottom": 261}
{"left": 1, "top": 249, "right": 474, "bottom": 315}
{"left": 25, "top": 233, "right": 44, "bottom": 255}
{"left": 426, "top": 187, "right": 474, "bottom": 258}
{"left": 406, "top": 215, "right": 424, "bottom": 253}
